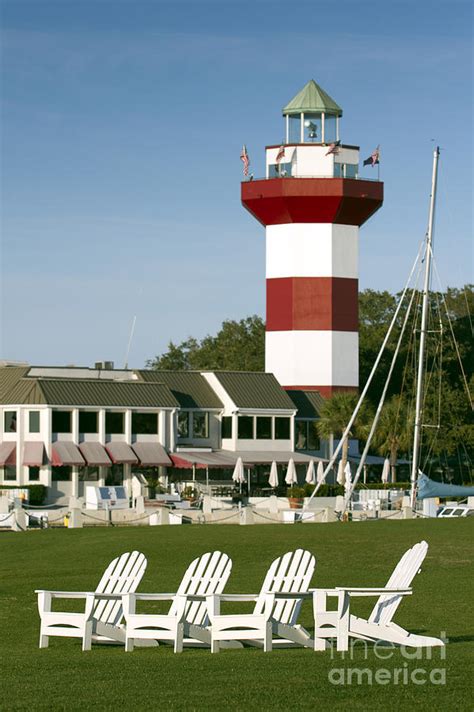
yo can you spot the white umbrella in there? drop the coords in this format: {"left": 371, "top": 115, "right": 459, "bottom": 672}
{"left": 305, "top": 460, "right": 316, "bottom": 484}
{"left": 336, "top": 460, "right": 345, "bottom": 485}
{"left": 381, "top": 457, "right": 390, "bottom": 484}
{"left": 268, "top": 461, "right": 279, "bottom": 488}
{"left": 317, "top": 461, "right": 325, "bottom": 484}
{"left": 232, "top": 457, "right": 245, "bottom": 484}
{"left": 285, "top": 458, "right": 298, "bottom": 486}
{"left": 344, "top": 461, "right": 352, "bottom": 488}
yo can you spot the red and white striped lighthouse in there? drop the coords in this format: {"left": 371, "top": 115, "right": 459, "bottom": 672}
{"left": 242, "top": 80, "right": 384, "bottom": 396}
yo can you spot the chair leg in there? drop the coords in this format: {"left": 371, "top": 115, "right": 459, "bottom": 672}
{"left": 211, "top": 637, "right": 220, "bottom": 654}
{"left": 174, "top": 625, "right": 184, "bottom": 654}
{"left": 82, "top": 621, "right": 92, "bottom": 652}
{"left": 264, "top": 625, "right": 272, "bottom": 652}
{"left": 125, "top": 637, "right": 134, "bottom": 652}
{"left": 39, "top": 633, "right": 49, "bottom": 649}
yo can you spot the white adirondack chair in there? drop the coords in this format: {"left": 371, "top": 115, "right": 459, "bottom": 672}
{"left": 314, "top": 540, "right": 445, "bottom": 650}
{"left": 36, "top": 551, "right": 147, "bottom": 651}
{"left": 123, "top": 550, "right": 232, "bottom": 653}
{"left": 209, "top": 548, "right": 316, "bottom": 653}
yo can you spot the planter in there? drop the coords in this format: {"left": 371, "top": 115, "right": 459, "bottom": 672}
{"left": 288, "top": 497, "right": 304, "bottom": 510}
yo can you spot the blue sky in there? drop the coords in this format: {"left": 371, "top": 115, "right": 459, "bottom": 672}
{"left": 1, "top": 0, "right": 472, "bottom": 368}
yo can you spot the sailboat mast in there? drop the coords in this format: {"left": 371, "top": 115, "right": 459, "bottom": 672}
{"left": 410, "top": 146, "right": 440, "bottom": 508}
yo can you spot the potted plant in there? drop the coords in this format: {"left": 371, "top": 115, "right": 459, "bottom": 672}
{"left": 287, "top": 485, "right": 305, "bottom": 509}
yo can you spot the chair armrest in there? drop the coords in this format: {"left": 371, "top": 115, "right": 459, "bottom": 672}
{"left": 124, "top": 593, "right": 177, "bottom": 601}
{"left": 35, "top": 590, "right": 96, "bottom": 599}
{"left": 212, "top": 594, "right": 259, "bottom": 602}
{"left": 335, "top": 587, "right": 412, "bottom": 597}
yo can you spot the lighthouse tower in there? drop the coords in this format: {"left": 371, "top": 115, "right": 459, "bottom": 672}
{"left": 242, "top": 80, "right": 383, "bottom": 396}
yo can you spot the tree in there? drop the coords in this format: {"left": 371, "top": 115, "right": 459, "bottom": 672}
{"left": 317, "top": 392, "right": 373, "bottom": 471}
{"left": 371, "top": 395, "right": 413, "bottom": 482}
{"left": 147, "top": 316, "right": 265, "bottom": 372}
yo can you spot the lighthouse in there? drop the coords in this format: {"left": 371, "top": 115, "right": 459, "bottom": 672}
{"left": 242, "top": 80, "right": 384, "bottom": 397}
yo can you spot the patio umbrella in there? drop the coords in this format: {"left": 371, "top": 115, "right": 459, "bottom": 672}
{"left": 317, "top": 461, "right": 325, "bottom": 484}
{"left": 285, "top": 458, "right": 298, "bottom": 486}
{"left": 232, "top": 457, "right": 245, "bottom": 484}
{"left": 268, "top": 461, "right": 279, "bottom": 488}
{"left": 336, "top": 460, "right": 345, "bottom": 485}
{"left": 305, "top": 460, "right": 316, "bottom": 485}
{"left": 344, "top": 461, "right": 352, "bottom": 489}
{"left": 381, "top": 457, "right": 390, "bottom": 484}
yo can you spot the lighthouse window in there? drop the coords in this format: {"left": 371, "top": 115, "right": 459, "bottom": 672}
{"left": 269, "top": 163, "right": 291, "bottom": 178}
{"left": 334, "top": 163, "right": 358, "bottom": 179}
{"left": 324, "top": 115, "right": 337, "bottom": 143}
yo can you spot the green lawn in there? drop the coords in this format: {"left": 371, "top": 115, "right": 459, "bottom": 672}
{"left": 1, "top": 520, "right": 473, "bottom": 711}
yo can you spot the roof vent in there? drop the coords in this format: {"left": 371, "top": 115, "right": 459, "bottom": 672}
{"left": 95, "top": 361, "right": 114, "bottom": 370}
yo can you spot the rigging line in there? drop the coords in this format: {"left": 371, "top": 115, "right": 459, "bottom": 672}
{"left": 462, "top": 285, "right": 474, "bottom": 337}
{"left": 432, "top": 256, "right": 473, "bottom": 410}
{"left": 304, "top": 240, "right": 425, "bottom": 510}
{"left": 342, "top": 270, "right": 421, "bottom": 513}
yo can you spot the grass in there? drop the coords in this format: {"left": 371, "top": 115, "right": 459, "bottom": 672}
{"left": 1, "top": 519, "right": 473, "bottom": 711}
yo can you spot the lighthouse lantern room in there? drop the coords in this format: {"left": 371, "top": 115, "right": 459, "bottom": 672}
{"left": 242, "top": 79, "right": 384, "bottom": 397}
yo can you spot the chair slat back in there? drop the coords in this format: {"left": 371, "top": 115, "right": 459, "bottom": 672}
{"left": 369, "top": 541, "right": 428, "bottom": 626}
{"left": 254, "top": 549, "right": 315, "bottom": 624}
{"left": 93, "top": 551, "right": 147, "bottom": 626}
{"left": 169, "top": 551, "right": 232, "bottom": 626}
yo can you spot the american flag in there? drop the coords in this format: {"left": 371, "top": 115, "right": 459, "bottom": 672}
{"left": 276, "top": 145, "right": 285, "bottom": 163}
{"left": 240, "top": 144, "right": 250, "bottom": 176}
{"left": 325, "top": 141, "right": 340, "bottom": 156}
{"left": 363, "top": 145, "right": 380, "bottom": 167}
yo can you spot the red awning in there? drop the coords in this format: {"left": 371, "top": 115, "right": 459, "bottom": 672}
{"left": 169, "top": 454, "right": 208, "bottom": 470}
{"left": 105, "top": 442, "right": 138, "bottom": 465}
{"left": 79, "top": 442, "right": 112, "bottom": 467}
{"left": 51, "top": 442, "right": 85, "bottom": 467}
{"left": 0, "top": 442, "right": 16, "bottom": 466}
{"left": 132, "top": 442, "right": 171, "bottom": 467}
{"left": 23, "top": 442, "right": 46, "bottom": 467}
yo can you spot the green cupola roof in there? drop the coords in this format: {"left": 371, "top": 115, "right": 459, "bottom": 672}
{"left": 283, "top": 79, "right": 342, "bottom": 117}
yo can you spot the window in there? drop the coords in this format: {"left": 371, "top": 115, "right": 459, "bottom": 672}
{"left": 79, "top": 411, "right": 98, "bottom": 433}
{"left": 106, "top": 412, "right": 124, "bottom": 434}
{"left": 269, "top": 162, "right": 292, "bottom": 178}
{"left": 221, "top": 416, "right": 232, "bottom": 439}
{"left": 275, "top": 417, "right": 290, "bottom": 440}
{"left": 132, "top": 412, "right": 158, "bottom": 435}
{"left": 106, "top": 464, "right": 124, "bottom": 486}
{"left": 78, "top": 466, "right": 99, "bottom": 481}
{"left": 256, "top": 417, "right": 272, "bottom": 440}
{"left": 52, "top": 410, "right": 72, "bottom": 433}
{"left": 238, "top": 416, "right": 254, "bottom": 439}
{"left": 4, "top": 411, "right": 17, "bottom": 433}
{"left": 29, "top": 411, "right": 40, "bottom": 433}
{"left": 295, "top": 420, "right": 320, "bottom": 450}
{"left": 52, "top": 466, "right": 72, "bottom": 481}
{"left": 3, "top": 465, "right": 16, "bottom": 481}
{"left": 28, "top": 466, "right": 40, "bottom": 482}
{"left": 178, "top": 412, "right": 190, "bottom": 438}
{"left": 193, "top": 412, "right": 209, "bottom": 439}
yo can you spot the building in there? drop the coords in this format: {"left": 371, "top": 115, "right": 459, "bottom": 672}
{"left": 242, "top": 79, "right": 383, "bottom": 395}
{"left": 0, "top": 364, "right": 325, "bottom": 503}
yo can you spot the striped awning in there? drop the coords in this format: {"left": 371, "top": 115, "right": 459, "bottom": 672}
{"left": 105, "top": 442, "right": 138, "bottom": 465}
{"left": 170, "top": 451, "right": 239, "bottom": 469}
{"left": 0, "top": 442, "right": 16, "bottom": 466}
{"left": 132, "top": 442, "right": 171, "bottom": 467}
{"left": 79, "top": 442, "right": 112, "bottom": 467}
{"left": 23, "top": 442, "right": 46, "bottom": 467}
{"left": 51, "top": 442, "right": 85, "bottom": 467}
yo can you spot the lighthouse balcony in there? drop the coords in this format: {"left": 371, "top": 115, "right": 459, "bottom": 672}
{"left": 241, "top": 176, "right": 384, "bottom": 227}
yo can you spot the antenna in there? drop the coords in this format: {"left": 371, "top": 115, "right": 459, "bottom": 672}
{"left": 124, "top": 315, "right": 137, "bottom": 370}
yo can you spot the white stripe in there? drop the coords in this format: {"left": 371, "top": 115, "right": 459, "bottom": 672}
{"left": 266, "top": 223, "right": 358, "bottom": 279}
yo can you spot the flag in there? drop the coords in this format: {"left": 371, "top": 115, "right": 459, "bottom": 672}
{"left": 325, "top": 141, "right": 340, "bottom": 156}
{"left": 240, "top": 144, "right": 250, "bottom": 176}
{"left": 363, "top": 145, "right": 380, "bottom": 167}
{"left": 276, "top": 145, "right": 285, "bottom": 163}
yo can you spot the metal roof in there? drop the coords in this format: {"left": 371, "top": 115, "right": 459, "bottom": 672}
{"left": 211, "top": 372, "right": 296, "bottom": 410}
{"left": 2, "top": 377, "right": 179, "bottom": 408}
{"left": 0, "top": 366, "right": 30, "bottom": 402}
{"left": 283, "top": 79, "right": 342, "bottom": 117}
{"left": 286, "top": 390, "right": 324, "bottom": 419}
{"left": 138, "top": 370, "right": 223, "bottom": 409}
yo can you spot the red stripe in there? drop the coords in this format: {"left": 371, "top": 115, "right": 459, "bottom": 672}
{"left": 266, "top": 277, "right": 358, "bottom": 331}
{"left": 241, "top": 177, "right": 383, "bottom": 226}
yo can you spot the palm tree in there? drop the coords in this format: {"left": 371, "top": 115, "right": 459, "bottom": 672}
{"left": 372, "top": 395, "right": 412, "bottom": 482}
{"left": 317, "top": 392, "right": 372, "bottom": 471}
